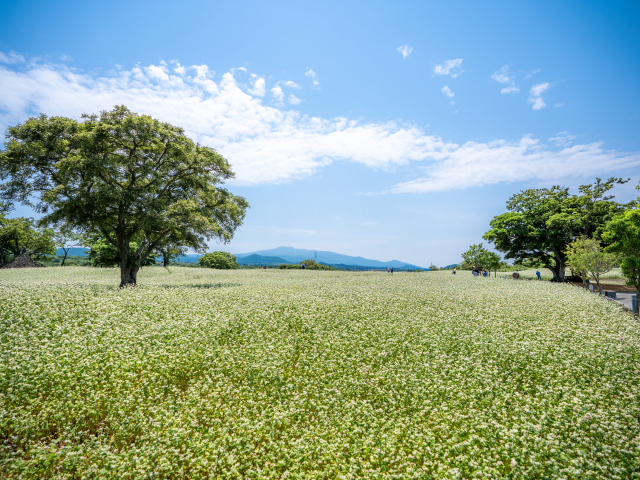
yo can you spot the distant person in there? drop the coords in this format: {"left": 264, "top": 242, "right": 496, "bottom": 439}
{"left": 301, "top": 263, "right": 305, "bottom": 270}
{"left": 536, "top": 270, "right": 541, "bottom": 280}
{"left": 386, "top": 267, "right": 390, "bottom": 273}
{"left": 472, "top": 266, "right": 477, "bottom": 276}
{"left": 452, "top": 267, "right": 456, "bottom": 275}
{"left": 390, "top": 267, "right": 394, "bottom": 274}
{"left": 483, "top": 270, "right": 488, "bottom": 277}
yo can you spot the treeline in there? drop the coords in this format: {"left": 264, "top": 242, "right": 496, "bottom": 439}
{"left": 460, "top": 178, "right": 640, "bottom": 314}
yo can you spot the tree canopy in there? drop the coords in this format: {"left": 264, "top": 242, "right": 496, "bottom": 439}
{"left": 198, "top": 251, "right": 239, "bottom": 269}
{"left": 483, "top": 178, "right": 627, "bottom": 281}
{"left": 0, "top": 106, "right": 248, "bottom": 286}
{"left": 0, "top": 215, "right": 55, "bottom": 264}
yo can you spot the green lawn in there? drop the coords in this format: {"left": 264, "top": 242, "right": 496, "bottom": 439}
{"left": 1, "top": 268, "right": 638, "bottom": 478}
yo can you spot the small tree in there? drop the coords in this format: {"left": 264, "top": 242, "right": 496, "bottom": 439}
{"left": 461, "top": 244, "right": 490, "bottom": 270}
{"left": 198, "top": 251, "right": 239, "bottom": 269}
{"left": 565, "top": 237, "right": 616, "bottom": 294}
{"left": 52, "top": 226, "right": 82, "bottom": 267}
{"left": 0, "top": 106, "right": 248, "bottom": 287}
{"left": 603, "top": 192, "right": 640, "bottom": 314}
{"left": 429, "top": 265, "right": 439, "bottom": 271}
{"left": 481, "top": 251, "right": 502, "bottom": 277}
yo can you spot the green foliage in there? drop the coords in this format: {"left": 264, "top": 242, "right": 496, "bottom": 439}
{"left": 198, "top": 251, "right": 239, "bottom": 269}
{"left": 88, "top": 238, "right": 156, "bottom": 268}
{"left": 0, "top": 215, "right": 55, "bottom": 263}
{"left": 0, "top": 268, "right": 638, "bottom": 478}
{"left": 484, "top": 178, "right": 628, "bottom": 281}
{"left": 299, "top": 259, "right": 333, "bottom": 270}
{"left": 0, "top": 106, "right": 248, "bottom": 286}
{"left": 278, "top": 263, "right": 301, "bottom": 269}
{"left": 566, "top": 237, "right": 617, "bottom": 292}
{"left": 428, "top": 265, "right": 439, "bottom": 271}
{"left": 461, "top": 243, "right": 489, "bottom": 268}
{"left": 603, "top": 184, "right": 640, "bottom": 313}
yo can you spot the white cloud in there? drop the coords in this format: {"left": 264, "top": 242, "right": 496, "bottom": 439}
{"left": 549, "top": 131, "right": 577, "bottom": 147}
{"left": 450, "top": 101, "right": 455, "bottom": 106}
{"left": 282, "top": 80, "right": 301, "bottom": 89}
{"left": 271, "top": 85, "right": 284, "bottom": 104}
{"left": 288, "top": 94, "right": 301, "bottom": 105}
{"left": 492, "top": 65, "right": 519, "bottom": 94}
{"left": 305, "top": 69, "right": 320, "bottom": 89}
{"left": 441, "top": 86, "right": 454, "bottom": 98}
{"left": 528, "top": 82, "right": 549, "bottom": 110}
{"left": 0, "top": 51, "right": 25, "bottom": 64}
{"left": 0, "top": 57, "right": 637, "bottom": 192}
{"left": 522, "top": 68, "right": 541, "bottom": 80}
{"left": 500, "top": 86, "right": 520, "bottom": 94}
{"left": 434, "top": 58, "right": 463, "bottom": 77}
{"left": 397, "top": 45, "right": 413, "bottom": 59}
{"left": 555, "top": 102, "right": 564, "bottom": 108}
{"left": 386, "top": 136, "right": 640, "bottom": 194}
{"left": 248, "top": 77, "right": 266, "bottom": 97}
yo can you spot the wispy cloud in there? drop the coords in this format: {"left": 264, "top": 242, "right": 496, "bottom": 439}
{"left": 522, "top": 68, "right": 541, "bottom": 80}
{"left": 441, "top": 86, "right": 454, "bottom": 98}
{"left": 386, "top": 136, "right": 640, "bottom": 194}
{"left": 305, "top": 69, "right": 320, "bottom": 89}
{"left": 397, "top": 45, "right": 413, "bottom": 59}
{"left": 288, "top": 94, "right": 301, "bottom": 105}
{"left": 282, "top": 80, "right": 301, "bottom": 89}
{"left": 0, "top": 54, "right": 637, "bottom": 193}
{"left": 549, "top": 131, "right": 577, "bottom": 147}
{"left": 528, "top": 83, "right": 549, "bottom": 110}
{"left": 434, "top": 58, "right": 463, "bottom": 78}
{"left": 0, "top": 51, "right": 25, "bottom": 64}
{"left": 491, "top": 65, "right": 519, "bottom": 94}
{"left": 554, "top": 102, "right": 564, "bottom": 108}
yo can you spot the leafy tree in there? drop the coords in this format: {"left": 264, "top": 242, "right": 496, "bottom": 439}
{"left": 157, "top": 245, "right": 187, "bottom": 267}
{"left": 484, "top": 178, "right": 627, "bottom": 282}
{"left": 0, "top": 106, "right": 248, "bottom": 287}
{"left": 481, "top": 251, "right": 502, "bottom": 277}
{"left": 429, "top": 265, "right": 439, "bottom": 271}
{"left": 299, "top": 259, "right": 333, "bottom": 270}
{"left": 89, "top": 237, "right": 155, "bottom": 268}
{"left": 198, "top": 251, "right": 239, "bottom": 269}
{"left": 461, "top": 244, "right": 489, "bottom": 270}
{"left": 52, "top": 226, "right": 83, "bottom": 267}
{"left": 565, "top": 237, "right": 617, "bottom": 294}
{"left": 0, "top": 216, "right": 55, "bottom": 263}
{"left": 603, "top": 184, "right": 640, "bottom": 314}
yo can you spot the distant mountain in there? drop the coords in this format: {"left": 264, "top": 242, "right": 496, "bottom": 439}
{"left": 237, "top": 254, "right": 288, "bottom": 265}
{"left": 233, "top": 246, "right": 425, "bottom": 269}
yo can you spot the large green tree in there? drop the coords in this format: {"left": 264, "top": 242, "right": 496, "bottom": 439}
{"left": 483, "top": 178, "right": 627, "bottom": 281}
{"left": 198, "top": 251, "right": 239, "bottom": 269}
{"left": 0, "top": 106, "right": 249, "bottom": 286}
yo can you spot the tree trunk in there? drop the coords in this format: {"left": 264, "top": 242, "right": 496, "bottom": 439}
{"left": 549, "top": 248, "right": 566, "bottom": 282}
{"left": 636, "top": 280, "right": 640, "bottom": 316}
{"left": 163, "top": 252, "right": 169, "bottom": 267}
{"left": 117, "top": 235, "right": 136, "bottom": 288}
{"left": 61, "top": 247, "right": 69, "bottom": 267}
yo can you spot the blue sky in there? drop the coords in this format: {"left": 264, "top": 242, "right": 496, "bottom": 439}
{"left": 1, "top": 0, "right": 639, "bottom": 267}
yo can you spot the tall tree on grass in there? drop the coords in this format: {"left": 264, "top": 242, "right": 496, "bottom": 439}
{"left": 483, "top": 178, "right": 627, "bottom": 282}
{"left": 0, "top": 106, "right": 249, "bottom": 286}
{"left": 460, "top": 243, "right": 490, "bottom": 270}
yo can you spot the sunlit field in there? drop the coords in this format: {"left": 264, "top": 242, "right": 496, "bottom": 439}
{"left": 1, "top": 267, "right": 639, "bottom": 478}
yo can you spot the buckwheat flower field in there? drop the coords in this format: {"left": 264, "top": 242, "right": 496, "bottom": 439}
{"left": 1, "top": 268, "right": 639, "bottom": 479}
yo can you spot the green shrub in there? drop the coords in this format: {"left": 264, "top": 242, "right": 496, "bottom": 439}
{"left": 198, "top": 251, "right": 239, "bottom": 269}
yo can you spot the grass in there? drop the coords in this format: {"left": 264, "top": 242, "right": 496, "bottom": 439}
{"left": 1, "top": 267, "right": 639, "bottom": 478}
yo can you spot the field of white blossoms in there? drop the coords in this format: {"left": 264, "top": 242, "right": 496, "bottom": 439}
{"left": 1, "top": 267, "right": 639, "bottom": 479}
